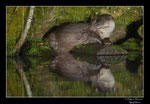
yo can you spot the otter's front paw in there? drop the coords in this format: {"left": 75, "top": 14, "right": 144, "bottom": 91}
{"left": 102, "top": 38, "right": 112, "bottom": 45}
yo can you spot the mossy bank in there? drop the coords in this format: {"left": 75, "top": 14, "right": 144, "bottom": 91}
{"left": 7, "top": 6, "right": 143, "bottom": 56}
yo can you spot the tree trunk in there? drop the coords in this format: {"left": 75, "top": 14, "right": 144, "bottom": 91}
{"left": 14, "top": 6, "right": 35, "bottom": 56}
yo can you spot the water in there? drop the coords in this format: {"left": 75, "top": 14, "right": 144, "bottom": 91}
{"left": 6, "top": 51, "right": 143, "bottom": 97}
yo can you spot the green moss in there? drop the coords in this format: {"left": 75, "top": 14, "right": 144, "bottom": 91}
{"left": 54, "top": 7, "right": 91, "bottom": 24}
{"left": 72, "top": 43, "right": 101, "bottom": 56}
{"left": 111, "top": 45, "right": 124, "bottom": 49}
{"left": 127, "top": 51, "right": 142, "bottom": 61}
{"left": 28, "top": 48, "right": 41, "bottom": 56}
{"left": 121, "top": 38, "right": 142, "bottom": 50}
{"left": 138, "top": 25, "right": 143, "bottom": 38}
{"left": 128, "top": 52, "right": 138, "bottom": 61}
{"left": 26, "top": 37, "right": 53, "bottom": 56}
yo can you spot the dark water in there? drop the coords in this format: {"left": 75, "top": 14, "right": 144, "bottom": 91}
{"left": 7, "top": 51, "right": 143, "bottom": 97}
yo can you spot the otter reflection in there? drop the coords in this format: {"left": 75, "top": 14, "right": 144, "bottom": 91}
{"left": 49, "top": 53, "right": 115, "bottom": 92}
{"left": 90, "top": 65, "right": 115, "bottom": 92}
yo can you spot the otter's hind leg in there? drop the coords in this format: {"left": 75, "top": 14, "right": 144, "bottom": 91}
{"left": 48, "top": 33, "right": 58, "bottom": 50}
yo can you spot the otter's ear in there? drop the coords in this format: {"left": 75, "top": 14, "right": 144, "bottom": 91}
{"left": 92, "top": 20, "right": 96, "bottom": 25}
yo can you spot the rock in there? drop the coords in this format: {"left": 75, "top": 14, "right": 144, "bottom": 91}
{"left": 97, "top": 46, "right": 128, "bottom": 55}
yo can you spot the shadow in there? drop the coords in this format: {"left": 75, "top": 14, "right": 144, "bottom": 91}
{"left": 17, "top": 40, "right": 32, "bottom": 71}
{"left": 114, "top": 17, "right": 143, "bottom": 45}
{"left": 19, "top": 39, "right": 32, "bottom": 57}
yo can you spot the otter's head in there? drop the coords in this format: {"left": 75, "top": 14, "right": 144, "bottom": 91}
{"left": 90, "top": 14, "right": 115, "bottom": 40}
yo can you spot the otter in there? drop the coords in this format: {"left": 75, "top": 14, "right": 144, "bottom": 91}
{"left": 47, "top": 14, "right": 115, "bottom": 53}
{"left": 90, "top": 14, "right": 115, "bottom": 45}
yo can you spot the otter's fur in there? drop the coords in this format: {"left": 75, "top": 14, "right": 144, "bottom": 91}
{"left": 47, "top": 14, "right": 115, "bottom": 53}
{"left": 47, "top": 23, "right": 102, "bottom": 53}
{"left": 90, "top": 14, "right": 115, "bottom": 40}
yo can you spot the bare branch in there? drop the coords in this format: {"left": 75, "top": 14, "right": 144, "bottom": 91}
{"left": 14, "top": 6, "right": 18, "bottom": 12}
{"left": 41, "top": 7, "right": 45, "bottom": 16}
{"left": 14, "top": 6, "right": 35, "bottom": 55}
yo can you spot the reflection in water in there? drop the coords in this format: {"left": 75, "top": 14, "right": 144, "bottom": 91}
{"left": 14, "top": 56, "right": 32, "bottom": 97}
{"left": 91, "top": 67, "right": 115, "bottom": 92}
{"left": 49, "top": 53, "right": 115, "bottom": 92}
{"left": 7, "top": 52, "right": 143, "bottom": 97}
{"left": 126, "top": 54, "right": 142, "bottom": 73}
{"left": 97, "top": 55, "right": 127, "bottom": 64}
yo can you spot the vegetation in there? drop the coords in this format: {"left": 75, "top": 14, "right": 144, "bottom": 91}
{"left": 121, "top": 38, "right": 142, "bottom": 51}
{"left": 138, "top": 24, "right": 143, "bottom": 38}
{"left": 7, "top": 6, "right": 143, "bottom": 56}
{"left": 25, "top": 37, "right": 53, "bottom": 56}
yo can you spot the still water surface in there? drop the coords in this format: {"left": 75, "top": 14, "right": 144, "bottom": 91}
{"left": 7, "top": 51, "right": 143, "bottom": 97}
